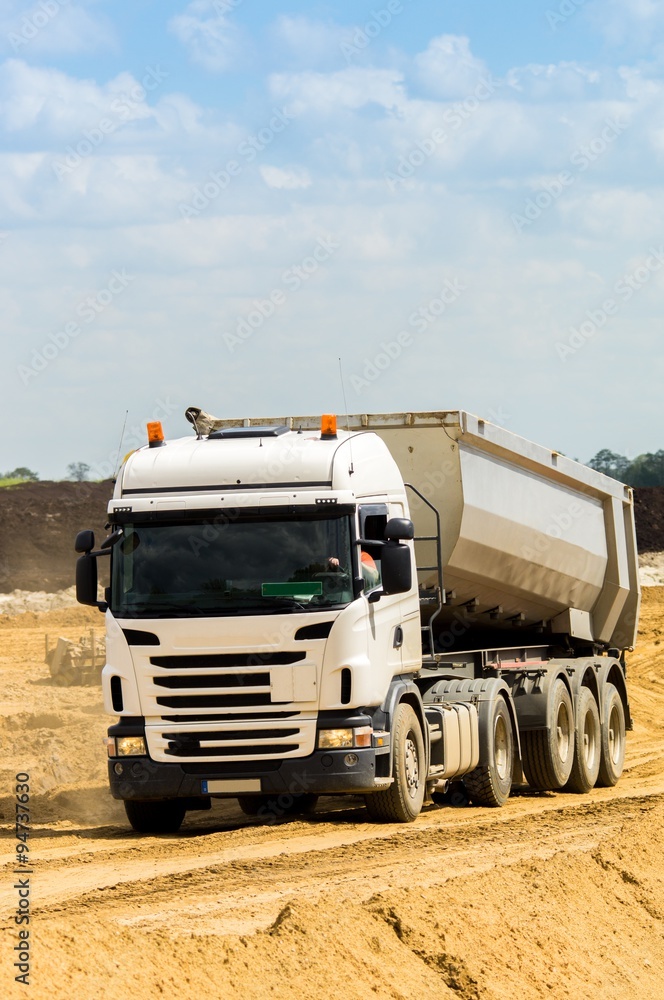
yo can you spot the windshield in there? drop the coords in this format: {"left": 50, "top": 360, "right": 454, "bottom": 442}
{"left": 111, "top": 513, "right": 354, "bottom": 617}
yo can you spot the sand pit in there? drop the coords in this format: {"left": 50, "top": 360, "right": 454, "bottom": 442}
{"left": 1, "top": 592, "right": 664, "bottom": 998}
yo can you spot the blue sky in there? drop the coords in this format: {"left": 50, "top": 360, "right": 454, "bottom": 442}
{"left": 1, "top": 0, "right": 663, "bottom": 479}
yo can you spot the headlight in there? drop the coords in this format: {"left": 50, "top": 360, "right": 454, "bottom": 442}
{"left": 317, "top": 726, "right": 373, "bottom": 750}
{"left": 115, "top": 736, "right": 146, "bottom": 757}
{"left": 318, "top": 728, "right": 353, "bottom": 749}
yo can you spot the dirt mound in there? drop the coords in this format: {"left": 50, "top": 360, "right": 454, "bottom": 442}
{"left": 633, "top": 486, "right": 664, "bottom": 553}
{"left": 0, "top": 480, "right": 112, "bottom": 593}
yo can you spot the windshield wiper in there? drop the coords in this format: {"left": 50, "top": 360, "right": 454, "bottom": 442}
{"left": 259, "top": 596, "right": 308, "bottom": 611}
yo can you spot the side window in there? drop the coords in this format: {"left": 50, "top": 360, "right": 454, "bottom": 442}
{"left": 359, "top": 505, "right": 388, "bottom": 591}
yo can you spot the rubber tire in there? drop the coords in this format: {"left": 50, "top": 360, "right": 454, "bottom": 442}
{"left": 565, "top": 687, "right": 601, "bottom": 793}
{"left": 237, "top": 796, "right": 269, "bottom": 817}
{"left": 124, "top": 799, "right": 186, "bottom": 833}
{"left": 237, "top": 794, "right": 318, "bottom": 818}
{"left": 522, "top": 678, "right": 574, "bottom": 790}
{"left": 463, "top": 697, "right": 514, "bottom": 807}
{"left": 365, "top": 703, "right": 425, "bottom": 823}
{"left": 597, "top": 683, "right": 626, "bottom": 787}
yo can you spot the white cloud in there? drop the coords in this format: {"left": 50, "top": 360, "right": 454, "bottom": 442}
{"left": 269, "top": 67, "right": 406, "bottom": 115}
{"left": 0, "top": 60, "right": 168, "bottom": 137}
{"left": 0, "top": 0, "right": 115, "bottom": 56}
{"left": 260, "top": 165, "right": 311, "bottom": 190}
{"left": 168, "top": 0, "right": 244, "bottom": 73}
{"left": 415, "top": 35, "right": 491, "bottom": 98}
{"left": 586, "top": 0, "right": 664, "bottom": 47}
{"left": 505, "top": 62, "right": 603, "bottom": 100}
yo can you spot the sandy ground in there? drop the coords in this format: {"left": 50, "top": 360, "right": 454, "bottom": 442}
{"left": 1, "top": 594, "right": 663, "bottom": 999}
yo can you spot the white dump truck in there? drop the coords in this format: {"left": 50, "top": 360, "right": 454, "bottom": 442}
{"left": 75, "top": 409, "right": 639, "bottom": 832}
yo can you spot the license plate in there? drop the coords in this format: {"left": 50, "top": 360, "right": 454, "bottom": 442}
{"left": 201, "top": 779, "right": 262, "bottom": 794}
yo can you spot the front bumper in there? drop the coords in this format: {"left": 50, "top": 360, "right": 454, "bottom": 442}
{"left": 106, "top": 713, "right": 388, "bottom": 801}
{"left": 108, "top": 747, "right": 381, "bottom": 800}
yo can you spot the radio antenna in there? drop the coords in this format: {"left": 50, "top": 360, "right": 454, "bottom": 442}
{"left": 112, "top": 409, "right": 129, "bottom": 480}
{"left": 338, "top": 357, "right": 354, "bottom": 475}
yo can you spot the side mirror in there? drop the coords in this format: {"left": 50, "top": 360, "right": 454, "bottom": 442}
{"left": 76, "top": 553, "right": 99, "bottom": 606}
{"left": 75, "top": 529, "right": 95, "bottom": 553}
{"left": 381, "top": 542, "right": 412, "bottom": 595}
{"left": 384, "top": 517, "right": 414, "bottom": 541}
{"left": 101, "top": 529, "right": 123, "bottom": 549}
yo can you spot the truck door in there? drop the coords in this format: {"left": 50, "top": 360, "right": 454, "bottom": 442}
{"left": 359, "top": 504, "right": 412, "bottom": 686}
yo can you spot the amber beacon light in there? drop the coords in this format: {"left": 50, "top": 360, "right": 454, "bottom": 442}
{"left": 147, "top": 421, "right": 165, "bottom": 447}
{"left": 321, "top": 413, "right": 337, "bottom": 438}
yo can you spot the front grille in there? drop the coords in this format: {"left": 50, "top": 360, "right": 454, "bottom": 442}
{"left": 163, "top": 728, "right": 300, "bottom": 741}
{"left": 150, "top": 652, "right": 305, "bottom": 668}
{"left": 156, "top": 693, "right": 273, "bottom": 709}
{"left": 163, "top": 726, "right": 301, "bottom": 758}
{"left": 146, "top": 716, "right": 317, "bottom": 763}
{"left": 162, "top": 711, "right": 300, "bottom": 723}
{"left": 165, "top": 743, "right": 299, "bottom": 758}
{"left": 154, "top": 672, "right": 270, "bottom": 689}
{"left": 141, "top": 645, "right": 318, "bottom": 762}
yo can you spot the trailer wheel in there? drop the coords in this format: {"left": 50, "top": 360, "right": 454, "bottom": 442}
{"left": 365, "top": 703, "right": 425, "bottom": 823}
{"left": 565, "top": 687, "right": 601, "bottom": 793}
{"left": 463, "top": 697, "right": 514, "bottom": 807}
{"left": 522, "top": 678, "right": 574, "bottom": 790}
{"left": 124, "top": 799, "right": 186, "bottom": 834}
{"left": 596, "top": 683, "right": 626, "bottom": 787}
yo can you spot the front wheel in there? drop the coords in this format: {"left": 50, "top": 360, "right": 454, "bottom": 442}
{"left": 365, "top": 703, "right": 425, "bottom": 822}
{"left": 124, "top": 798, "right": 186, "bottom": 833}
{"left": 463, "top": 697, "right": 514, "bottom": 807}
{"left": 596, "top": 683, "right": 626, "bottom": 787}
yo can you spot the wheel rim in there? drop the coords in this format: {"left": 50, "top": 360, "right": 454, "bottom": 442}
{"left": 556, "top": 700, "right": 571, "bottom": 763}
{"left": 583, "top": 709, "right": 598, "bottom": 769}
{"left": 608, "top": 705, "right": 622, "bottom": 764}
{"left": 494, "top": 714, "right": 509, "bottom": 780}
{"left": 405, "top": 734, "right": 420, "bottom": 799}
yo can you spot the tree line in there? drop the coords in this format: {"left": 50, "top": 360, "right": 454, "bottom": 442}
{"left": 588, "top": 450, "right": 664, "bottom": 487}
{"left": 1, "top": 463, "right": 90, "bottom": 483}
